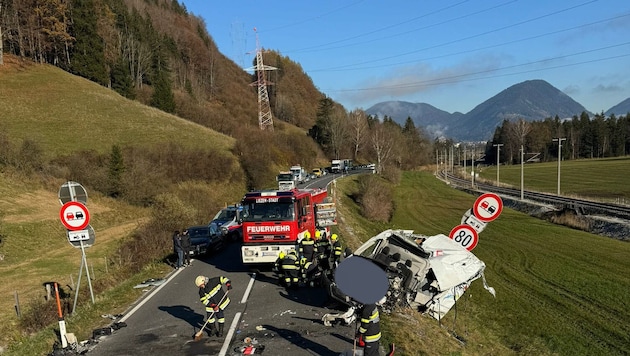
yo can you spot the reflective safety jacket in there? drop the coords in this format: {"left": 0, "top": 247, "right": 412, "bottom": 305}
{"left": 358, "top": 304, "right": 381, "bottom": 343}
{"left": 199, "top": 276, "right": 231, "bottom": 313}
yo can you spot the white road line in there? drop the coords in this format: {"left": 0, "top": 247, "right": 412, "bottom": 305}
{"left": 118, "top": 268, "right": 182, "bottom": 323}
{"left": 241, "top": 272, "right": 256, "bottom": 304}
{"left": 219, "top": 311, "right": 242, "bottom": 356}
{"left": 219, "top": 273, "right": 257, "bottom": 356}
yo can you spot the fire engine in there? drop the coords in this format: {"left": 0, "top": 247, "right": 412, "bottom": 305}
{"left": 239, "top": 188, "right": 336, "bottom": 264}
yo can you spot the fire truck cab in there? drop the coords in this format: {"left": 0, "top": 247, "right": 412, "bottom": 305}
{"left": 240, "top": 188, "right": 336, "bottom": 264}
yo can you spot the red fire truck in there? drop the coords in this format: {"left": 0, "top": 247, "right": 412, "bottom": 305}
{"left": 240, "top": 188, "right": 336, "bottom": 264}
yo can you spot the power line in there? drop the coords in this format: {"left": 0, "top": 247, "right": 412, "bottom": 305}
{"left": 326, "top": 49, "right": 630, "bottom": 93}
{"left": 285, "top": 0, "right": 473, "bottom": 54}
{"left": 256, "top": 0, "right": 367, "bottom": 33}
{"left": 310, "top": 0, "right": 599, "bottom": 72}
{"left": 314, "top": 13, "right": 630, "bottom": 72}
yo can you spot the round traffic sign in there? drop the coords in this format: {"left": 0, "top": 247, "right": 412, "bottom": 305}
{"left": 58, "top": 181, "right": 88, "bottom": 205}
{"left": 472, "top": 193, "right": 503, "bottom": 222}
{"left": 60, "top": 201, "right": 90, "bottom": 230}
{"left": 449, "top": 224, "right": 479, "bottom": 251}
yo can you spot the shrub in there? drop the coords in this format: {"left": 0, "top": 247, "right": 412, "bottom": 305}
{"left": 356, "top": 175, "right": 393, "bottom": 223}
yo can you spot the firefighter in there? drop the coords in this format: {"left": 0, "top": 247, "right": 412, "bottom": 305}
{"left": 298, "top": 230, "right": 316, "bottom": 262}
{"left": 195, "top": 275, "right": 232, "bottom": 337}
{"left": 299, "top": 257, "right": 320, "bottom": 287}
{"left": 280, "top": 249, "right": 300, "bottom": 288}
{"left": 356, "top": 303, "right": 382, "bottom": 356}
{"left": 315, "top": 230, "right": 332, "bottom": 274}
{"left": 330, "top": 233, "right": 343, "bottom": 268}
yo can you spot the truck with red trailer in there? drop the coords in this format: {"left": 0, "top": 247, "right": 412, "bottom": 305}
{"left": 239, "top": 188, "right": 336, "bottom": 264}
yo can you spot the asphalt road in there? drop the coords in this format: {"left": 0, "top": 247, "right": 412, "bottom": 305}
{"left": 85, "top": 171, "right": 368, "bottom": 356}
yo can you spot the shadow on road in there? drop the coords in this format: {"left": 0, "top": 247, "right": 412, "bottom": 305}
{"left": 262, "top": 324, "right": 339, "bottom": 356}
{"left": 158, "top": 305, "right": 204, "bottom": 329}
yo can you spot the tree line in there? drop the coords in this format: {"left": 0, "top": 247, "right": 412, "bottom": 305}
{"left": 483, "top": 112, "right": 630, "bottom": 165}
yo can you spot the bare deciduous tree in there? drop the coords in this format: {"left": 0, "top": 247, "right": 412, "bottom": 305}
{"left": 349, "top": 109, "right": 368, "bottom": 161}
{"left": 0, "top": 1, "right": 4, "bottom": 65}
{"left": 371, "top": 122, "right": 395, "bottom": 174}
{"left": 327, "top": 105, "right": 348, "bottom": 159}
{"left": 507, "top": 119, "right": 532, "bottom": 163}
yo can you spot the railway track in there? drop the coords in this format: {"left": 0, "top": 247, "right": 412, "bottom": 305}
{"left": 439, "top": 170, "right": 630, "bottom": 221}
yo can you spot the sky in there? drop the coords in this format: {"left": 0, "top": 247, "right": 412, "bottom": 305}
{"left": 180, "top": 0, "right": 630, "bottom": 114}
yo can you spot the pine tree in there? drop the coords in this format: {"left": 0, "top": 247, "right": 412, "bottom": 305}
{"left": 107, "top": 144, "right": 125, "bottom": 198}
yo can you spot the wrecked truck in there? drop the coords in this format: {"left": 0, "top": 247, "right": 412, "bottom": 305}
{"left": 323, "top": 229, "right": 495, "bottom": 325}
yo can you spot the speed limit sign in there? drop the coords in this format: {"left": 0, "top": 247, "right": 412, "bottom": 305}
{"left": 449, "top": 224, "right": 479, "bottom": 251}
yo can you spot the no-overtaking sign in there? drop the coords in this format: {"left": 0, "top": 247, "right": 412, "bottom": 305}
{"left": 60, "top": 201, "right": 90, "bottom": 231}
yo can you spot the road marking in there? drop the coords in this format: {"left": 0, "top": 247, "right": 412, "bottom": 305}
{"left": 118, "top": 268, "right": 183, "bottom": 323}
{"left": 241, "top": 272, "right": 256, "bottom": 304}
{"left": 218, "top": 273, "right": 256, "bottom": 356}
{"left": 219, "top": 311, "right": 242, "bottom": 356}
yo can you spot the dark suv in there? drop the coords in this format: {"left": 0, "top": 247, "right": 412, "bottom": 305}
{"left": 185, "top": 225, "right": 224, "bottom": 256}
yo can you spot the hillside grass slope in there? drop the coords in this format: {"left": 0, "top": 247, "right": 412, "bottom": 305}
{"left": 0, "top": 56, "right": 247, "bottom": 353}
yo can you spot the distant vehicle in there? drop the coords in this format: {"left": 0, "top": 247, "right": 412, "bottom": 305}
{"left": 290, "top": 165, "right": 308, "bottom": 184}
{"left": 277, "top": 171, "right": 296, "bottom": 191}
{"left": 312, "top": 168, "right": 322, "bottom": 177}
{"left": 209, "top": 205, "right": 243, "bottom": 242}
{"left": 185, "top": 225, "right": 223, "bottom": 256}
{"left": 331, "top": 159, "right": 352, "bottom": 173}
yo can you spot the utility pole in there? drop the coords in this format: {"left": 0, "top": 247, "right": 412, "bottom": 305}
{"left": 552, "top": 138, "right": 566, "bottom": 195}
{"left": 493, "top": 143, "right": 503, "bottom": 186}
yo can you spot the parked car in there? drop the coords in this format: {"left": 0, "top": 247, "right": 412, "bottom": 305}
{"left": 312, "top": 168, "right": 322, "bottom": 177}
{"left": 209, "top": 205, "right": 243, "bottom": 242}
{"left": 185, "top": 225, "right": 224, "bottom": 256}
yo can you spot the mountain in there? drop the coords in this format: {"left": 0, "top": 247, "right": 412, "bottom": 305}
{"left": 366, "top": 101, "right": 463, "bottom": 139}
{"left": 606, "top": 98, "right": 630, "bottom": 117}
{"left": 451, "top": 80, "right": 589, "bottom": 141}
{"left": 367, "top": 80, "right": 590, "bottom": 141}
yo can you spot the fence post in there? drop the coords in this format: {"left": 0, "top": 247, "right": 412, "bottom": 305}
{"left": 14, "top": 291, "right": 20, "bottom": 318}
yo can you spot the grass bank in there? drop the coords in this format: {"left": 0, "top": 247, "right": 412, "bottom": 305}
{"left": 333, "top": 170, "right": 630, "bottom": 355}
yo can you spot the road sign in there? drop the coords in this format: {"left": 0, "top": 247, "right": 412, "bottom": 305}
{"left": 472, "top": 193, "right": 503, "bottom": 222}
{"left": 58, "top": 181, "right": 88, "bottom": 205}
{"left": 449, "top": 224, "right": 479, "bottom": 251}
{"left": 60, "top": 201, "right": 90, "bottom": 230}
{"left": 461, "top": 209, "right": 487, "bottom": 233}
{"left": 67, "top": 226, "right": 95, "bottom": 248}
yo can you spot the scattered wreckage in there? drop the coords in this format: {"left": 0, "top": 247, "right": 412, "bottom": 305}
{"left": 323, "top": 229, "right": 496, "bottom": 325}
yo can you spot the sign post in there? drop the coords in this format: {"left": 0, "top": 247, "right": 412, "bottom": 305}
{"left": 58, "top": 182, "right": 96, "bottom": 312}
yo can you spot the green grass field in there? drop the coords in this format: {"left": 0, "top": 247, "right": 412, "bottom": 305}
{"left": 474, "top": 156, "right": 630, "bottom": 203}
{"left": 335, "top": 171, "right": 630, "bottom": 355}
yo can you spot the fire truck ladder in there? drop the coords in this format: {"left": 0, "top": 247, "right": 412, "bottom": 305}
{"left": 248, "top": 28, "right": 277, "bottom": 131}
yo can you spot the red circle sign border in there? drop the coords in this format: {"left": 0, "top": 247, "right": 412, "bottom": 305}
{"left": 60, "top": 201, "right": 90, "bottom": 231}
{"left": 472, "top": 193, "right": 503, "bottom": 223}
{"left": 449, "top": 224, "right": 479, "bottom": 251}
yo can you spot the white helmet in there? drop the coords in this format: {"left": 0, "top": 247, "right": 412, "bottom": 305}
{"left": 195, "top": 275, "right": 207, "bottom": 287}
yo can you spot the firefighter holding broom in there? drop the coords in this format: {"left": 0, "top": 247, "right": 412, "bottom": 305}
{"left": 195, "top": 275, "right": 232, "bottom": 339}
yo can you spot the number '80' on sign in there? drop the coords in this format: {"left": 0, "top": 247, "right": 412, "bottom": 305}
{"left": 448, "top": 224, "right": 479, "bottom": 251}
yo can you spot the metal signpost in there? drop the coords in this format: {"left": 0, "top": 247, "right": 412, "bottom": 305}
{"left": 58, "top": 182, "right": 96, "bottom": 314}
{"left": 450, "top": 193, "right": 504, "bottom": 251}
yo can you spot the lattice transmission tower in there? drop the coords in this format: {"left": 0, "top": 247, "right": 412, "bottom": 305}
{"left": 248, "top": 28, "right": 277, "bottom": 131}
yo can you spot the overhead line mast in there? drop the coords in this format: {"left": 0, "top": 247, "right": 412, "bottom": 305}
{"left": 249, "top": 28, "right": 277, "bottom": 131}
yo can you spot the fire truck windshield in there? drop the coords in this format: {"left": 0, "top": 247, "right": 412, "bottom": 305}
{"left": 242, "top": 201, "right": 295, "bottom": 222}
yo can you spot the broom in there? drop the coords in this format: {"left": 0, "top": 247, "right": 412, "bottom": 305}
{"left": 194, "top": 290, "right": 229, "bottom": 341}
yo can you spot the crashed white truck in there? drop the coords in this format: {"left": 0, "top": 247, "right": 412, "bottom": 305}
{"left": 322, "top": 229, "right": 495, "bottom": 325}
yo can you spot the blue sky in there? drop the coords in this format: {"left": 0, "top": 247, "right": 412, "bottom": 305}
{"left": 180, "top": 0, "right": 630, "bottom": 114}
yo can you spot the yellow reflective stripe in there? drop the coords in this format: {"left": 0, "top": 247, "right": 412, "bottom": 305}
{"left": 364, "top": 332, "right": 381, "bottom": 342}
{"left": 219, "top": 297, "right": 230, "bottom": 309}
{"left": 282, "top": 265, "right": 299, "bottom": 270}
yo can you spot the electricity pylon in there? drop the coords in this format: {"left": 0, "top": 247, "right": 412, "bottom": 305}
{"left": 247, "top": 28, "right": 277, "bottom": 131}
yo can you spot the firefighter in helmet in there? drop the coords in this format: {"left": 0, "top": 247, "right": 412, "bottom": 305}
{"left": 280, "top": 249, "right": 300, "bottom": 288}
{"left": 315, "top": 230, "right": 332, "bottom": 274}
{"left": 195, "top": 275, "right": 232, "bottom": 337}
{"left": 299, "top": 256, "right": 320, "bottom": 287}
{"left": 299, "top": 230, "right": 316, "bottom": 262}
{"left": 330, "top": 233, "right": 343, "bottom": 268}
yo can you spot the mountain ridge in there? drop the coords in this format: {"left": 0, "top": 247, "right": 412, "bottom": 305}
{"left": 366, "top": 79, "right": 627, "bottom": 141}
